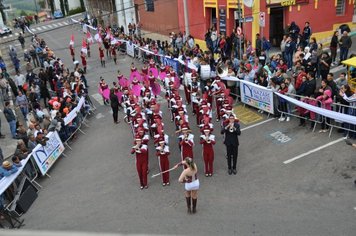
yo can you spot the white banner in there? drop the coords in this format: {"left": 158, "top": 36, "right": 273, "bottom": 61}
{"left": 31, "top": 131, "right": 65, "bottom": 176}
{"left": 276, "top": 93, "right": 356, "bottom": 125}
{"left": 239, "top": 80, "right": 274, "bottom": 114}
{"left": 0, "top": 154, "right": 32, "bottom": 195}
{"left": 63, "top": 97, "right": 85, "bottom": 125}
{"left": 64, "top": 108, "right": 78, "bottom": 125}
{"left": 126, "top": 41, "right": 135, "bottom": 57}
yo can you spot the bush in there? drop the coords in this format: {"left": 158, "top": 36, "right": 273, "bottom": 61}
{"left": 68, "top": 7, "right": 84, "bottom": 16}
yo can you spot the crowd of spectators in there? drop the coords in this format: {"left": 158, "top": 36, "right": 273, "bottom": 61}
{"left": 0, "top": 32, "right": 93, "bottom": 163}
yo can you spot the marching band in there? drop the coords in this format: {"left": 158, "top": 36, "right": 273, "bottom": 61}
{"left": 99, "top": 61, "right": 241, "bottom": 189}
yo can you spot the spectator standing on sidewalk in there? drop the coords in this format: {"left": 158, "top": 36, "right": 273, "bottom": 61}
{"left": 15, "top": 91, "right": 29, "bottom": 121}
{"left": 330, "top": 31, "right": 339, "bottom": 65}
{"left": 339, "top": 31, "right": 352, "bottom": 64}
{"left": 3, "top": 101, "right": 17, "bottom": 139}
{"left": 18, "top": 33, "right": 25, "bottom": 50}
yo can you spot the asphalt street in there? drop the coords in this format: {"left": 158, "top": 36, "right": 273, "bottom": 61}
{"left": 1, "top": 20, "right": 355, "bottom": 235}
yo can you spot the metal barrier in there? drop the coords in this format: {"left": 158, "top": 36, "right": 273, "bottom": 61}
{"left": 276, "top": 93, "right": 323, "bottom": 132}
{"left": 327, "top": 102, "right": 356, "bottom": 138}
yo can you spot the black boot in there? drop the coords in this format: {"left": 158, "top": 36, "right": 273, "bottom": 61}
{"left": 186, "top": 197, "right": 191, "bottom": 214}
{"left": 192, "top": 198, "right": 197, "bottom": 214}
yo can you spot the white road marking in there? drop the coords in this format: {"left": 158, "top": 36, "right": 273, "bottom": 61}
{"left": 57, "top": 22, "right": 64, "bottom": 26}
{"left": 63, "top": 21, "right": 69, "bottom": 25}
{"left": 8, "top": 34, "right": 13, "bottom": 38}
{"left": 354, "top": 207, "right": 356, "bottom": 211}
{"left": 91, "top": 93, "right": 104, "bottom": 105}
{"left": 283, "top": 137, "right": 346, "bottom": 164}
{"left": 3, "top": 36, "right": 7, "bottom": 39}
{"left": 36, "top": 26, "right": 42, "bottom": 30}
{"left": 52, "top": 23, "right": 59, "bottom": 27}
{"left": 47, "top": 24, "right": 53, "bottom": 28}
{"left": 14, "top": 33, "right": 19, "bottom": 36}
{"left": 241, "top": 118, "right": 276, "bottom": 131}
{"left": 31, "top": 28, "right": 36, "bottom": 32}
{"left": 42, "top": 25, "right": 48, "bottom": 29}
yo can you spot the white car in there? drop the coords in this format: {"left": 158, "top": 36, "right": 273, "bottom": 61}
{"left": 0, "top": 26, "right": 12, "bottom": 37}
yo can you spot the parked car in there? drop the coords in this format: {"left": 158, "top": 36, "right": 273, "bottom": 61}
{"left": 53, "top": 10, "right": 64, "bottom": 19}
{"left": 0, "top": 26, "right": 12, "bottom": 37}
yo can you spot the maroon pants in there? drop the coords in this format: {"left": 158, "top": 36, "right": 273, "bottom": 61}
{"left": 159, "top": 156, "right": 170, "bottom": 184}
{"left": 136, "top": 157, "right": 148, "bottom": 187}
{"left": 184, "top": 85, "right": 191, "bottom": 104}
{"left": 203, "top": 149, "right": 214, "bottom": 174}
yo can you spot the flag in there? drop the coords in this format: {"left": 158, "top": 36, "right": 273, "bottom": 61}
{"left": 86, "top": 31, "right": 94, "bottom": 44}
{"left": 110, "top": 35, "right": 117, "bottom": 45}
{"left": 105, "top": 28, "right": 111, "bottom": 39}
{"left": 94, "top": 33, "right": 102, "bottom": 43}
{"left": 81, "top": 39, "right": 87, "bottom": 54}
{"left": 69, "top": 34, "right": 74, "bottom": 45}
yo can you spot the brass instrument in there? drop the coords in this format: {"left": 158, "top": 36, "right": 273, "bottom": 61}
{"left": 160, "top": 145, "right": 165, "bottom": 154}
{"left": 229, "top": 123, "right": 235, "bottom": 132}
{"left": 216, "top": 62, "right": 228, "bottom": 78}
{"left": 184, "top": 133, "right": 189, "bottom": 142}
{"left": 206, "top": 135, "right": 211, "bottom": 143}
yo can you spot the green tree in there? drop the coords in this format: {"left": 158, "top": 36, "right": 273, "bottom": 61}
{"left": 79, "top": 0, "right": 85, "bottom": 10}
{"left": 64, "top": 0, "right": 69, "bottom": 15}
{"left": 38, "top": 0, "right": 45, "bottom": 9}
{"left": 59, "top": 0, "right": 65, "bottom": 16}
{"left": 20, "top": 10, "right": 28, "bottom": 16}
{"left": 48, "top": 0, "right": 54, "bottom": 14}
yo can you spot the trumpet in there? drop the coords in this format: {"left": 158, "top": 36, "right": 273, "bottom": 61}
{"left": 229, "top": 123, "right": 235, "bottom": 132}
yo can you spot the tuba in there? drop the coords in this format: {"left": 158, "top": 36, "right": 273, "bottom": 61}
{"left": 216, "top": 62, "right": 228, "bottom": 78}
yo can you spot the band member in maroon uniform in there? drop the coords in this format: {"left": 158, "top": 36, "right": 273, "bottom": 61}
{"left": 80, "top": 51, "right": 87, "bottom": 74}
{"left": 69, "top": 44, "right": 75, "bottom": 61}
{"left": 156, "top": 137, "right": 170, "bottom": 186}
{"left": 131, "top": 135, "right": 149, "bottom": 189}
{"left": 200, "top": 125, "right": 216, "bottom": 177}
{"left": 99, "top": 45, "right": 105, "bottom": 67}
{"left": 221, "top": 114, "right": 241, "bottom": 175}
{"left": 179, "top": 123, "right": 194, "bottom": 162}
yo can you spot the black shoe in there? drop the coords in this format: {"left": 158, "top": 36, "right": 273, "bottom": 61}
{"left": 232, "top": 169, "right": 237, "bottom": 175}
{"left": 0, "top": 134, "right": 5, "bottom": 139}
{"left": 228, "top": 169, "right": 232, "bottom": 175}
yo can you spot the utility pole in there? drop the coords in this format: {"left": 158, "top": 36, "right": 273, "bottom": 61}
{"left": 237, "top": 0, "right": 242, "bottom": 60}
{"left": 183, "top": 0, "right": 189, "bottom": 36}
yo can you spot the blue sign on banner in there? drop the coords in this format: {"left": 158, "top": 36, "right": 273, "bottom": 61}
{"left": 161, "top": 57, "right": 180, "bottom": 73}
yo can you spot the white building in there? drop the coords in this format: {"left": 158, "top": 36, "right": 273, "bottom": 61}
{"left": 115, "top": 0, "right": 136, "bottom": 32}
{"left": 53, "top": 0, "right": 81, "bottom": 12}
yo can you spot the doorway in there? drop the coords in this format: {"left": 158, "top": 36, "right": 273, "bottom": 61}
{"left": 269, "top": 7, "right": 284, "bottom": 47}
{"left": 211, "top": 8, "right": 217, "bottom": 30}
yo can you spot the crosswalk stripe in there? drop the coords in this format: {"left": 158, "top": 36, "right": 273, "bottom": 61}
{"left": 42, "top": 25, "right": 48, "bottom": 29}
{"left": 57, "top": 22, "right": 63, "bottom": 26}
{"left": 8, "top": 34, "right": 13, "bottom": 37}
{"left": 63, "top": 21, "right": 69, "bottom": 25}
{"left": 36, "top": 26, "right": 42, "bottom": 30}
{"left": 3, "top": 36, "right": 7, "bottom": 39}
{"left": 52, "top": 23, "right": 58, "bottom": 27}
{"left": 47, "top": 24, "right": 53, "bottom": 28}
{"left": 31, "top": 28, "right": 36, "bottom": 32}
{"left": 14, "top": 33, "right": 19, "bottom": 36}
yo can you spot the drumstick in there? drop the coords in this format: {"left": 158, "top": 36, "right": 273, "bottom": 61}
{"left": 151, "top": 166, "right": 178, "bottom": 178}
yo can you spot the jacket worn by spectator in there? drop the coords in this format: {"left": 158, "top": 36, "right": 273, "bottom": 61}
{"left": 339, "top": 35, "right": 352, "bottom": 49}
{"left": 3, "top": 107, "right": 16, "bottom": 122}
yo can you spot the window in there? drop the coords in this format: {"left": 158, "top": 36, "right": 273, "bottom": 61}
{"left": 336, "top": 0, "right": 346, "bottom": 16}
{"left": 145, "top": 0, "right": 155, "bottom": 12}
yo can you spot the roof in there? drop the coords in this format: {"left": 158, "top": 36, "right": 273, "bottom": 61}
{"left": 341, "top": 56, "right": 356, "bottom": 66}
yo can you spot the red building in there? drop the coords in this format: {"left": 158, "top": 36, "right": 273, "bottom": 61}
{"left": 136, "top": 0, "right": 355, "bottom": 49}
{"left": 134, "top": 0, "right": 179, "bottom": 37}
